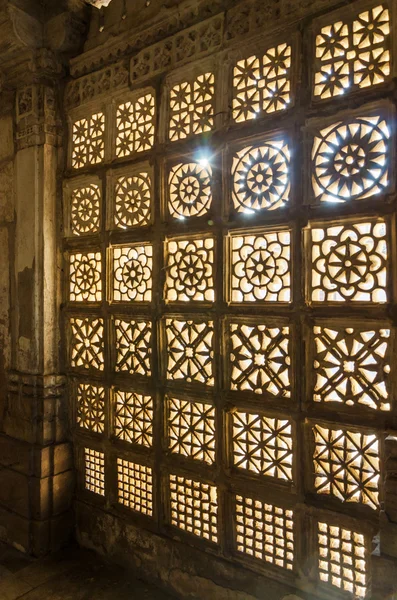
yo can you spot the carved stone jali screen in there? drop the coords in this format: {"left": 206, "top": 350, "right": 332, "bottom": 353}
{"left": 63, "top": 2, "right": 396, "bottom": 597}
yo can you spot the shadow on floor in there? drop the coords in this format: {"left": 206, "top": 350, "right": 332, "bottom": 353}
{"left": 0, "top": 542, "right": 175, "bottom": 600}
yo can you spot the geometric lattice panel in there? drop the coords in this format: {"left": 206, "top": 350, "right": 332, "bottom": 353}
{"left": 115, "top": 92, "right": 155, "bottom": 158}
{"left": 167, "top": 396, "right": 216, "bottom": 464}
{"left": 114, "top": 390, "right": 153, "bottom": 447}
{"left": 169, "top": 72, "right": 214, "bottom": 141}
{"left": 84, "top": 448, "right": 105, "bottom": 496}
{"left": 310, "top": 220, "right": 388, "bottom": 302}
{"left": 165, "top": 318, "right": 214, "bottom": 385}
{"left": 114, "top": 319, "right": 151, "bottom": 376}
{"left": 318, "top": 522, "right": 367, "bottom": 598}
{"left": 168, "top": 161, "right": 212, "bottom": 219}
{"left": 313, "top": 425, "right": 380, "bottom": 510}
{"left": 70, "top": 184, "right": 101, "bottom": 235}
{"left": 313, "top": 325, "right": 391, "bottom": 410}
{"left": 229, "top": 229, "right": 291, "bottom": 302}
{"left": 69, "top": 251, "right": 102, "bottom": 302}
{"left": 72, "top": 113, "right": 105, "bottom": 169}
{"left": 113, "top": 171, "right": 152, "bottom": 228}
{"left": 235, "top": 495, "right": 294, "bottom": 570}
{"left": 117, "top": 458, "right": 153, "bottom": 516}
{"left": 70, "top": 317, "right": 104, "bottom": 371}
{"left": 314, "top": 5, "right": 390, "bottom": 99}
{"left": 229, "top": 322, "right": 291, "bottom": 397}
{"left": 232, "top": 411, "right": 293, "bottom": 481}
{"left": 169, "top": 474, "right": 218, "bottom": 543}
{"left": 233, "top": 44, "right": 292, "bottom": 122}
{"left": 112, "top": 244, "right": 153, "bottom": 302}
{"left": 311, "top": 115, "right": 390, "bottom": 203}
{"left": 231, "top": 139, "right": 290, "bottom": 213}
{"left": 165, "top": 237, "right": 215, "bottom": 302}
{"left": 76, "top": 383, "right": 105, "bottom": 433}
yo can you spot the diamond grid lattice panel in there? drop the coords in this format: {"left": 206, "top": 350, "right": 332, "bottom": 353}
{"left": 169, "top": 474, "right": 218, "bottom": 542}
{"left": 84, "top": 448, "right": 105, "bottom": 496}
{"left": 314, "top": 4, "right": 390, "bottom": 99}
{"left": 317, "top": 521, "right": 368, "bottom": 597}
{"left": 235, "top": 494, "right": 294, "bottom": 570}
{"left": 117, "top": 458, "right": 153, "bottom": 516}
{"left": 165, "top": 318, "right": 214, "bottom": 385}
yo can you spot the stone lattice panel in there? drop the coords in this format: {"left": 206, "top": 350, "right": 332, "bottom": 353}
{"left": 113, "top": 390, "right": 153, "bottom": 447}
{"left": 317, "top": 521, "right": 367, "bottom": 597}
{"left": 70, "top": 183, "right": 101, "bottom": 235}
{"left": 115, "top": 92, "right": 155, "bottom": 158}
{"left": 168, "top": 160, "right": 212, "bottom": 219}
{"left": 165, "top": 318, "right": 214, "bottom": 385}
{"left": 232, "top": 411, "right": 293, "bottom": 481}
{"left": 84, "top": 448, "right": 105, "bottom": 496}
{"left": 314, "top": 4, "right": 390, "bottom": 99}
{"left": 233, "top": 43, "right": 292, "bottom": 122}
{"left": 313, "top": 424, "right": 380, "bottom": 510}
{"left": 309, "top": 219, "right": 388, "bottom": 303}
{"left": 169, "top": 72, "right": 215, "bottom": 141}
{"left": 311, "top": 113, "right": 390, "bottom": 203}
{"left": 167, "top": 396, "right": 216, "bottom": 464}
{"left": 76, "top": 383, "right": 105, "bottom": 433}
{"left": 229, "top": 229, "right": 291, "bottom": 302}
{"left": 117, "top": 458, "right": 153, "bottom": 516}
{"left": 235, "top": 494, "right": 294, "bottom": 570}
{"left": 69, "top": 251, "right": 102, "bottom": 302}
{"left": 112, "top": 170, "right": 152, "bottom": 229}
{"left": 312, "top": 324, "right": 391, "bottom": 410}
{"left": 229, "top": 322, "right": 291, "bottom": 397}
{"left": 169, "top": 474, "right": 218, "bottom": 542}
{"left": 72, "top": 112, "right": 105, "bottom": 169}
{"left": 112, "top": 244, "right": 153, "bottom": 302}
{"left": 114, "top": 319, "right": 152, "bottom": 376}
{"left": 231, "top": 138, "right": 290, "bottom": 213}
{"left": 165, "top": 237, "right": 215, "bottom": 302}
{"left": 70, "top": 317, "right": 104, "bottom": 371}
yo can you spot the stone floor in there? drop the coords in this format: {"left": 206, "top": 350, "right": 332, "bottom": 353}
{"left": 0, "top": 542, "right": 175, "bottom": 600}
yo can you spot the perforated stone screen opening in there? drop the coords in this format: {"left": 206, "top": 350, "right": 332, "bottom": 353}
{"left": 64, "top": 2, "right": 396, "bottom": 597}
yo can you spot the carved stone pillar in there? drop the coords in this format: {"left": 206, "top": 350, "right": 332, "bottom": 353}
{"left": 0, "top": 0, "right": 88, "bottom": 556}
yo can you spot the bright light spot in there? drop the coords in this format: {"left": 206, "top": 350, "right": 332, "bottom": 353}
{"left": 177, "top": 215, "right": 185, "bottom": 221}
